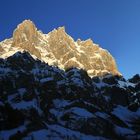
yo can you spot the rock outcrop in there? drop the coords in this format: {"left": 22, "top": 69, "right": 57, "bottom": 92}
{"left": 12, "top": 20, "right": 41, "bottom": 58}
{"left": 0, "top": 19, "right": 120, "bottom": 77}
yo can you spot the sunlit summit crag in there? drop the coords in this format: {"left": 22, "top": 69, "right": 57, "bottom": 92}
{"left": 0, "top": 20, "right": 120, "bottom": 77}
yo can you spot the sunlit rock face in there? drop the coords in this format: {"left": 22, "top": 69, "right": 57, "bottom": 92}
{"left": 12, "top": 20, "right": 41, "bottom": 58}
{"left": 12, "top": 20, "right": 38, "bottom": 46}
{"left": 0, "top": 19, "right": 121, "bottom": 77}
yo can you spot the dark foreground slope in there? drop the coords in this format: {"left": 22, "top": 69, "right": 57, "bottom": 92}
{"left": 0, "top": 52, "right": 140, "bottom": 140}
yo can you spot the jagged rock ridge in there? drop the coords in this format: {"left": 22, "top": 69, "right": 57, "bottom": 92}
{"left": 0, "top": 19, "right": 120, "bottom": 77}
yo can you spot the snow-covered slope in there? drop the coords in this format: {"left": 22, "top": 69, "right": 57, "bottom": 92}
{"left": 0, "top": 52, "right": 140, "bottom": 140}
{"left": 0, "top": 20, "right": 120, "bottom": 77}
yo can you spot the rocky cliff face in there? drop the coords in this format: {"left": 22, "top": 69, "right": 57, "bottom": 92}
{"left": 0, "top": 52, "right": 140, "bottom": 140}
{"left": 0, "top": 20, "right": 120, "bottom": 77}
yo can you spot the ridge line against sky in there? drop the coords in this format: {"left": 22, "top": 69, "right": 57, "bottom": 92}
{"left": 0, "top": 0, "right": 140, "bottom": 78}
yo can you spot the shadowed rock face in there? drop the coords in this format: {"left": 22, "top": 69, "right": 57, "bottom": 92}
{"left": 0, "top": 19, "right": 120, "bottom": 77}
{"left": 0, "top": 52, "right": 139, "bottom": 140}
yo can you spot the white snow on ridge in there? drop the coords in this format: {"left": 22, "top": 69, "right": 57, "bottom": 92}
{"left": 22, "top": 125, "right": 109, "bottom": 140}
{"left": 0, "top": 125, "right": 26, "bottom": 140}
{"left": 53, "top": 99, "right": 70, "bottom": 108}
{"left": 63, "top": 57, "right": 84, "bottom": 69}
{"left": 112, "top": 105, "right": 140, "bottom": 126}
{"left": 10, "top": 99, "right": 43, "bottom": 115}
{"left": 118, "top": 80, "right": 135, "bottom": 89}
{"left": 68, "top": 107, "right": 93, "bottom": 118}
{"left": 115, "top": 126, "right": 135, "bottom": 135}
{"left": 47, "top": 124, "right": 109, "bottom": 140}
{"left": 0, "top": 67, "right": 12, "bottom": 74}
{"left": 40, "top": 77, "right": 54, "bottom": 83}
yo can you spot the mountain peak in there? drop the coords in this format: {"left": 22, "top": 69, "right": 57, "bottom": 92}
{"left": 11, "top": 20, "right": 41, "bottom": 58}
{"left": 57, "top": 26, "right": 65, "bottom": 32}
{"left": 12, "top": 20, "right": 37, "bottom": 46}
{"left": 0, "top": 19, "right": 121, "bottom": 77}
{"left": 15, "top": 19, "right": 36, "bottom": 32}
{"left": 17, "top": 19, "right": 35, "bottom": 27}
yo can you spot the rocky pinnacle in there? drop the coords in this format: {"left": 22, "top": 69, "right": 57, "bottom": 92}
{"left": 0, "top": 19, "right": 121, "bottom": 77}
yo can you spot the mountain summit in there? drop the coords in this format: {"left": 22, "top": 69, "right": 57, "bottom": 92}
{"left": 0, "top": 19, "right": 120, "bottom": 77}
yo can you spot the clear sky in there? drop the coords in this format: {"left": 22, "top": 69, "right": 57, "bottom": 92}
{"left": 0, "top": 0, "right": 140, "bottom": 78}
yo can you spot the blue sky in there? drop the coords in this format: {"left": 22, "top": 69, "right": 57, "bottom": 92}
{"left": 0, "top": 0, "right": 140, "bottom": 78}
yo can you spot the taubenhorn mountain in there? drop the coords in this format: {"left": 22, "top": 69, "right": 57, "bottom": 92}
{"left": 0, "top": 20, "right": 120, "bottom": 77}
